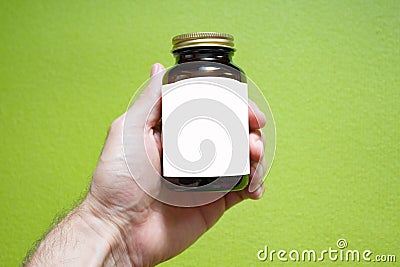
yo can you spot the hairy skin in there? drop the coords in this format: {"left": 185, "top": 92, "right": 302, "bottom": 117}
{"left": 25, "top": 63, "right": 267, "bottom": 267}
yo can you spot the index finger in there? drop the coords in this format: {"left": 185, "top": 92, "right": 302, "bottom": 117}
{"left": 249, "top": 99, "right": 266, "bottom": 130}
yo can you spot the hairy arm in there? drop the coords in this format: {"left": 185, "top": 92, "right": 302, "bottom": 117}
{"left": 25, "top": 197, "right": 130, "bottom": 267}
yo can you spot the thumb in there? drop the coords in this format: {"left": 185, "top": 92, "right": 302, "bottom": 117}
{"left": 121, "top": 64, "right": 166, "bottom": 198}
{"left": 128, "top": 63, "right": 166, "bottom": 127}
{"left": 150, "top": 63, "right": 165, "bottom": 77}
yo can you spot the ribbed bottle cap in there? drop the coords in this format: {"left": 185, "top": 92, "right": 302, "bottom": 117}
{"left": 172, "top": 32, "right": 234, "bottom": 52}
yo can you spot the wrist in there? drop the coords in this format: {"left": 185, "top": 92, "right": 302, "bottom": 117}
{"left": 80, "top": 194, "right": 133, "bottom": 266}
{"left": 27, "top": 198, "right": 130, "bottom": 267}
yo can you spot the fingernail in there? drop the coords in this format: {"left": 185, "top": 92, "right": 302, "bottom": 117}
{"left": 255, "top": 185, "right": 264, "bottom": 199}
{"left": 150, "top": 63, "right": 161, "bottom": 77}
{"left": 257, "top": 140, "right": 264, "bottom": 158}
{"left": 250, "top": 162, "right": 259, "bottom": 178}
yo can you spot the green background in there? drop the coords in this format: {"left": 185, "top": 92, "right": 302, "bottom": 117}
{"left": 1, "top": 0, "right": 399, "bottom": 266}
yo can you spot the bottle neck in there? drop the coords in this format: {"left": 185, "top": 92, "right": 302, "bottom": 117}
{"left": 173, "top": 47, "right": 234, "bottom": 65}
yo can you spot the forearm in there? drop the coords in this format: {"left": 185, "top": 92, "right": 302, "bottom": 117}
{"left": 26, "top": 197, "right": 131, "bottom": 267}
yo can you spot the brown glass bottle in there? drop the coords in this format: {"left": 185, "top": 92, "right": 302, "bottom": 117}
{"left": 162, "top": 32, "right": 249, "bottom": 191}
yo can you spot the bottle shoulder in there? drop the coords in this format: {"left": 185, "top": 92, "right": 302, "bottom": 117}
{"left": 163, "top": 61, "right": 246, "bottom": 84}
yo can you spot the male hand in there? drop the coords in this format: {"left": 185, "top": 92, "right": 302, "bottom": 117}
{"left": 27, "top": 63, "right": 267, "bottom": 267}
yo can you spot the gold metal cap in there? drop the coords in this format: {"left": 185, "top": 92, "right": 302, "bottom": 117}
{"left": 172, "top": 32, "right": 234, "bottom": 52}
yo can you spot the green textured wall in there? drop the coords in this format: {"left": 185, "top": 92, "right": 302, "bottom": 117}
{"left": 1, "top": 1, "right": 399, "bottom": 266}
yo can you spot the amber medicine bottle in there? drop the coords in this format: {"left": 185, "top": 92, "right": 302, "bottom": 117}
{"left": 162, "top": 32, "right": 249, "bottom": 191}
